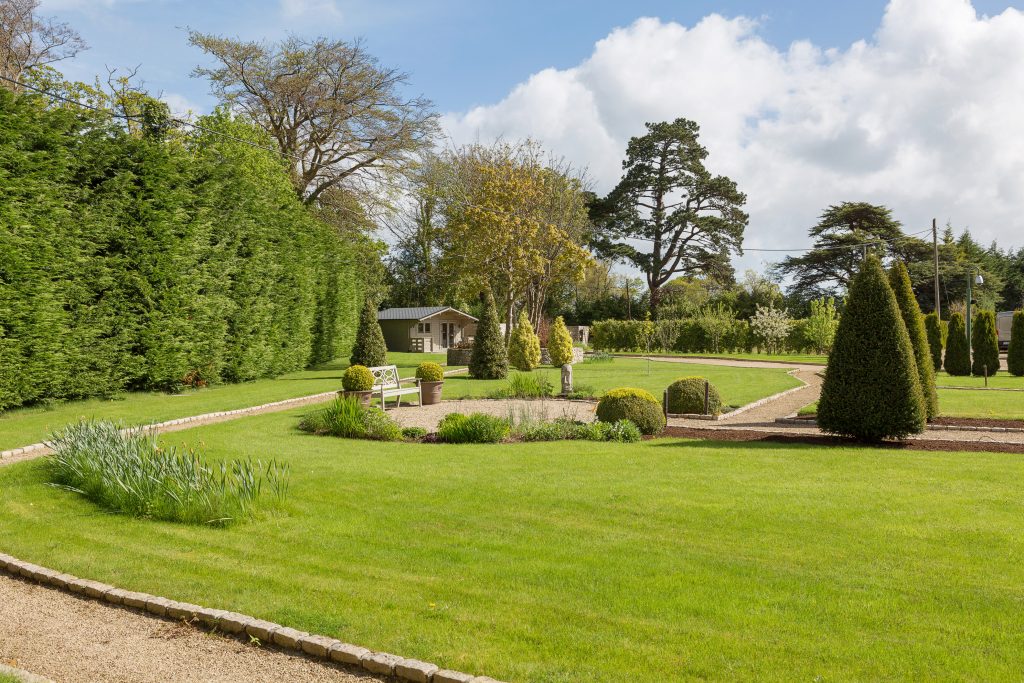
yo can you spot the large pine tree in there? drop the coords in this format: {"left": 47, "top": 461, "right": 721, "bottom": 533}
{"left": 818, "top": 255, "right": 925, "bottom": 441}
{"left": 888, "top": 262, "right": 938, "bottom": 420}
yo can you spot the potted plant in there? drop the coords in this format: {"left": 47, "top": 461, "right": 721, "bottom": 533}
{"left": 416, "top": 362, "right": 445, "bottom": 405}
{"left": 341, "top": 365, "right": 375, "bottom": 406}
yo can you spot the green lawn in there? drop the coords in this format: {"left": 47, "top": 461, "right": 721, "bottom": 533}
{"left": 615, "top": 351, "right": 828, "bottom": 365}
{"left": 798, "top": 388, "right": 1024, "bottom": 421}
{"left": 441, "top": 357, "right": 800, "bottom": 408}
{"left": 0, "top": 352, "right": 443, "bottom": 452}
{"left": 936, "top": 371, "right": 1024, "bottom": 389}
{"left": 2, "top": 411, "right": 1024, "bottom": 681}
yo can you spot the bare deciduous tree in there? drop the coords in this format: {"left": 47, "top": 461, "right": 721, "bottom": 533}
{"left": 0, "top": 0, "right": 86, "bottom": 90}
{"left": 189, "top": 31, "right": 439, "bottom": 209}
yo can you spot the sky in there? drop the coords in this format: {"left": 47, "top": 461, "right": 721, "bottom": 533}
{"left": 40, "top": 0, "right": 1024, "bottom": 274}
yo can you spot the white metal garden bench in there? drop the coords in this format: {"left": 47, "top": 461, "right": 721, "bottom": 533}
{"left": 368, "top": 365, "right": 421, "bottom": 409}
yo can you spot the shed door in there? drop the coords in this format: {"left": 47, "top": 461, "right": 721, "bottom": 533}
{"left": 441, "top": 322, "right": 454, "bottom": 348}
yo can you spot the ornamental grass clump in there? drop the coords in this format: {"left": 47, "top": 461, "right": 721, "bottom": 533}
{"left": 299, "top": 397, "right": 401, "bottom": 441}
{"left": 436, "top": 413, "right": 511, "bottom": 444}
{"left": 817, "top": 255, "right": 925, "bottom": 441}
{"left": 491, "top": 371, "right": 555, "bottom": 399}
{"left": 47, "top": 420, "right": 289, "bottom": 526}
{"left": 595, "top": 388, "right": 665, "bottom": 435}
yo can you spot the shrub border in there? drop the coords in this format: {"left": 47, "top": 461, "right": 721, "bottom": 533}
{"left": 0, "top": 553, "right": 503, "bottom": 683}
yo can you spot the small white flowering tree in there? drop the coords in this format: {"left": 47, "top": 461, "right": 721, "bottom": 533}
{"left": 750, "top": 304, "right": 793, "bottom": 354}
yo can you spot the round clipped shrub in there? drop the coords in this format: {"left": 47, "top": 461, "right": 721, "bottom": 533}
{"left": 342, "top": 364, "right": 374, "bottom": 391}
{"left": 666, "top": 376, "right": 721, "bottom": 415}
{"left": 971, "top": 309, "right": 1000, "bottom": 377}
{"left": 1008, "top": 310, "right": 1024, "bottom": 377}
{"left": 415, "top": 362, "right": 444, "bottom": 382}
{"left": 596, "top": 387, "right": 666, "bottom": 435}
{"left": 817, "top": 255, "right": 925, "bottom": 441}
{"left": 944, "top": 312, "right": 970, "bottom": 376}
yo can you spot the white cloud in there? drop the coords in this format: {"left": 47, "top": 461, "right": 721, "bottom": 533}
{"left": 443, "top": 0, "right": 1024, "bottom": 274}
{"left": 279, "top": 0, "right": 342, "bottom": 20}
{"left": 159, "top": 92, "right": 200, "bottom": 118}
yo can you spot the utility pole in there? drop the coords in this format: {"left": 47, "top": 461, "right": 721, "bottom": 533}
{"left": 625, "top": 278, "right": 631, "bottom": 320}
{"left": 932, "top": 218, "right": 940, "bottom": 319}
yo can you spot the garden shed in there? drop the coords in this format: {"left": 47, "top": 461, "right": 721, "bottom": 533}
{"left": 377, "top": 306, "right": 479, "bottom": 352}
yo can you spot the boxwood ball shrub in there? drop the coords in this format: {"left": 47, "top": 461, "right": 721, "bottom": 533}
{"left": 350, "top": 298, "right": 387, "bottom": 368}
{"left": 944, "top": 312, "right": 970, "bottom": 376}
{"left": 342, "top": 364, "right": 375, "bottom": 391}
{"left": 971, "top": 309, "right": 1000, "bottom": 377}
{"left": 415, "top": 362, "right": 444, "bottom": 382}
{"left": 1008, "top": 310, "right": 1024, "bottom": 376}
{"left": 924, "top": 312, "right": 943, "bottom": 372}
{"left": 666, "top": 376, "right": 721, "bottom": 415}
{"left": 889, "top": 262, "right": 938, "bottom": 419}
{"left": 817, "top": 255, "right": 925, "bottom": 441}
{"left": 596, "top": 388, "right": 666, "bottom": 435}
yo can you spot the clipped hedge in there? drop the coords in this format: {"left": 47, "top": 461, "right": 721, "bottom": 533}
{"left": 817, "top": 255, "right": 925, "bottom": 441}
{"left": 924, "top": 312, "right": 943, "bottom": 372}
{"left": 596, "top": 387, "right": 666, "bottom": 435}
{"left": 415, "top": 362, "right": 444, "bottom": 382}
{"left": 971, "top": 310, "right": 1000, "bottom": 377}
{"left": 342, "top": 365, "right": 374, "bottom": 391}
{"left": 1009, "top": 310, "right": 1024, "bottom": 377}
{"left": 889, "top": 262, "right": 938, "bottom": 420}
{"left": 666, "top": 377, "right": 722, "bottom": 415}
{"left": 590, "top": 318, "right": 752, "bottom": 354}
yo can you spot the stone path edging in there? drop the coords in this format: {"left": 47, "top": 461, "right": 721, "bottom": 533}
{"left": 0, "top": 662, "right": 54, "bottom": 683}
{"left": 774, "top": 416, "right": 1024, "bottom": 434}
{"left": 0, "top": 391, "right": 341, "bottom": 465}
{"left": 0, "top": 553, "right": 503, "bottom": 683}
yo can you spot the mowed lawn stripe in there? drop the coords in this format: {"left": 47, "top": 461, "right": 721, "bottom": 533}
{"left": 2, "top": 411, "right": 1024, "bottom": 680}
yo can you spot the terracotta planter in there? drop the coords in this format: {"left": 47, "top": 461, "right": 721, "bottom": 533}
{"left": 419, "top": 381, "right": 444, "bottom": 405}
{"left": 340, "top": 390, "right": 372, "bottom": 407}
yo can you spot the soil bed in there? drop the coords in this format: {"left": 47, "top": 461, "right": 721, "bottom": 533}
{"left": 661, "top": 426, "right": 1024, "bottom": 454}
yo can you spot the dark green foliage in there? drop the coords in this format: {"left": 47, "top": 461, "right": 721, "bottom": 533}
{"left": 436, "top": 413, "right": 511, "bottom": 443}
{"left": 666, "top": 377, "right": 722, "bottom": 415}
{"left": 889, "top": 263, "right": 938, "bottom": 419}
{"left": 595, "top": 388, "right": 666, "bottom": 435}
{"left": 0, "top": 91, "right": 365, "bottom": 410}
{"left": 818, "top": 256, "right": 925, "bottom": 441}
{"left": 401, "top": 426, "right": 428, "bottom": 440}
{"left": 298, "top": 397, "right": 401, "bottom": 441}
{"left": 944, "top": 313, "right": 971, "bottom": 376}
{"left": 924, "top": 312, "right": 943, "bottom": 372}
{"left": 971, "top": 310, "right": 1000, "bottom": 377}
{"left": 349, "top": 298, "right": 387, "bottom": 367}
{"left": 469, "top": 289, "right": 508, "bottom": 379}
{"left": 1008, "top": 311, "right": 1024, "bottom": 377}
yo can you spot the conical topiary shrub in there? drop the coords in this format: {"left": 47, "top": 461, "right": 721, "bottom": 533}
{"left": 924, "top": 312, "right": 943, "bottom": 372}
{"left": 469, "top": 289, "right": 508, "bottom": 379}
{"left": 508, "top": 310, "right": 541, "bottom": 371}
{"left": 971, "top": 309, "right": 1000, "bottom": 377}
{"left": 547, "top": 316, "right": 575, "bottom": 367}
{"left": 888, "top": 263, "right": 938, "bottom": 420}
{"left": 349, "top": 298, "right": 387, "bottom": 368}
{"left": 818, "top": 255, "right": 925, "bottom": 441}
{"left": 944, "top": 312, "right": 970, "bottom": 376}
{"left": 1007, "top": 310, "right": 1024, "bottom": 376}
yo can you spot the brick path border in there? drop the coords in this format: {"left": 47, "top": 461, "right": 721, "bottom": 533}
{"left": 0, "top": 553, "right": 503, "bottom": 683}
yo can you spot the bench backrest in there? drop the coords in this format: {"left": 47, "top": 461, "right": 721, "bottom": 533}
{"left": 368, "top": 365, "right": 401, "bottom": 391}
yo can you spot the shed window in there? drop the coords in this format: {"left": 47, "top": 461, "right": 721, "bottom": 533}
{"left": 417, "top": 322, "right": 431, "bottom": 333}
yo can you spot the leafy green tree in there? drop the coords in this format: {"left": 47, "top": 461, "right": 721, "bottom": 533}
{"left": 591, "top": 118, "right": 747, "bottom": 318}
{"left": 508, "top": 310, "right": 541, "bottom": 371}
{"left": 923, "top": 312, "right": 943, "bottom": 372}
{"left": 750, "top": 304, "right": 792, "bottom": 355}
{"left": 1008, "top": 310, "right": 1024, "bottom": 376}
{"left": 889, "top": 262, "right": 938, "bottom": 419}
{"left": 349, "top": 298, "right": 387, "bottom": 368}
{"left": 547, "top": 315, "right": 574, "bottom": 367}
{"left": 818, "top": 255, "right": 925, "bottom": 441}
{"left": 469, "top": 289, "right": 508, "bottom": 379}
{"left": 944, "top": 313, "right": 970, "bottom": 376}
{"left": 803, "top": 297, "right": 840, "bottom": 354}
{"left": 971, "top": 310, "right": 1000, "bottom": 377}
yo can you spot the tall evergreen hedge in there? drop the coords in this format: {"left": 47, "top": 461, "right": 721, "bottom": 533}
{"left": 923, "top": 312, "right": 943, "bottom": 372}
{"left": 1008, "top": 310, "right": 1024, "bottom": 377}
{"left": 944, "top": 313, "right": 970, "bottom": 376}
{"left": 971, "top": 310, "right": 1000, "bottom": 377}
{"left": 888, "top": 263, "right": 938, "bottom": 419}
{"left": 469, "top": 289, "right": 508, "bottom": 379}
{"left": 349, "top": 298, "right": 387, "bottom": 368}
{"left": 0, "top": 90, "right": 366, "bottom": 410}
{"left": 818, "top": 255, "right": 925, "bottom": 441}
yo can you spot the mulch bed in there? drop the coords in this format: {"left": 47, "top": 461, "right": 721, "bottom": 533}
{"left": 661, "top": 426, "right": 1024, "bottom": 454}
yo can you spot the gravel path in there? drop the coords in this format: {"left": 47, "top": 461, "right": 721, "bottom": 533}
{"left": 0, "top": 574, "right": 376, "bottom": 683}
{"left": 386, "top": 398, "right": 597, "bottom": 430}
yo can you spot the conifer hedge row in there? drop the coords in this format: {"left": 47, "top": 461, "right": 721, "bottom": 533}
{"left": 0, "top": 90, "right": 369, "bottom": 410}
